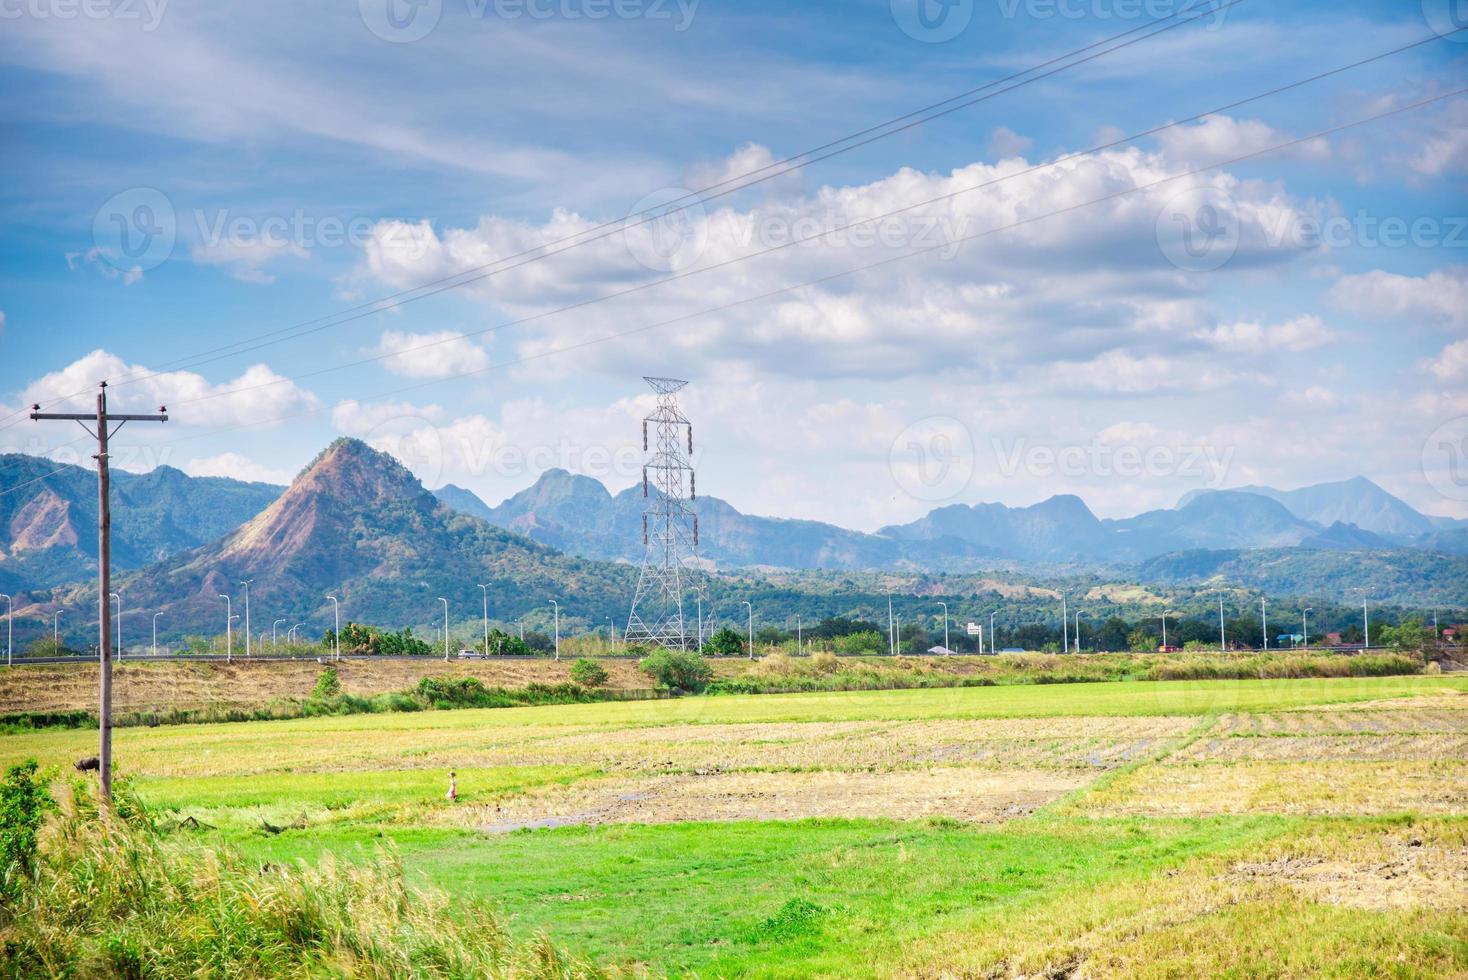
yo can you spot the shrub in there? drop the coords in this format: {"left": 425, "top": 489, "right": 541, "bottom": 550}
{"left": 811, "top": 651, "right": 839, "bottom": 673}
{"left": 311, "top": 667, "right": 342, "bottom": 700}
{"left": 753, "top": 652, "right": 795, "bottom": 677}
{"left": 701, "top": 627, "right": 745, "bottom": 657}
{"left": 569, "top": 658, "right": 609, "bottom": 688}
{"left": 639, "top": 649, "right": 713, "bottom": 693}
{"left": 0, "top": 760, "right": 52, "bottom": 906}
{"left": 0, "top": 782, "right": 601, "bottom": 977}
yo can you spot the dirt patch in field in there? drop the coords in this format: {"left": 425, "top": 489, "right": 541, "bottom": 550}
{"left": 438, "top": 716, "right": 1195, "bottom": 774}
{"left": 1083, "top": 760, "right": 1468, "bottom": 817}
{"left": 459, "top": 767, "right": 1091, "bottom": 830}
{"left": 1230, "top": 838, "right": 1468, "bottom": 911}
{"left": 1181, "top": 733, "right": 1468, "bottom": 763}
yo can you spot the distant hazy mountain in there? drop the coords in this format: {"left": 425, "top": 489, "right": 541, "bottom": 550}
{"left": 472, "top": 468, "right": 964, "bottom": 569}
{"left": 1179, "top": 477, "right": 1435, "bottom": 537}
{"left": 432, "top": 483, "right": 495, "bottom": 522}
{"left": 431, "top": 468, "right": 1467, "bottom": 573}
{"left": 39, "top": 440, "right": 636, "bottom": 642}
{"left": 0, "top": 454, "right": 281, "bottom": 589}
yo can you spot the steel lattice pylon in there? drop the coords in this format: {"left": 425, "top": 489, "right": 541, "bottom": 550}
{"left": 625, "top": 376, "right": 704, "bottom": 650}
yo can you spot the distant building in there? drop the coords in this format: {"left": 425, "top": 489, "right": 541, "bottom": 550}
{"left": 1324, "top": 632, "right": 1343, "bottom": 646}
{"left": 1158, "top": 645, "right": 1181, "bottom": 653}
{"left": 927, "top": 645, "right": 955, "bottom": 656}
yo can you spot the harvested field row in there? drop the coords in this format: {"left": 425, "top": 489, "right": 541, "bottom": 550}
{"left": 1180, "top": 732, "right": 1468, "bottom": 762}
{"left": 451, "top": 767, "right": 1094, "bottom": 830}
{"left": 1079, "top": 760, "right": 1468, "bottom": 816}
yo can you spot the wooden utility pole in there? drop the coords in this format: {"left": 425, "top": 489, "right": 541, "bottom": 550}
{"left": 32, "top": 382, "right": 166, "bottom": 802}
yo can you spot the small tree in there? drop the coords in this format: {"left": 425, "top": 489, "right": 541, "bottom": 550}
{"left": 569, "top": 658, "right": 609, "bottom": 688}
{"left": 639, "top": 649, "right": 712, "bottom": 693}
{"left": 701, "top": 626, "right": 744, "bottom": 657}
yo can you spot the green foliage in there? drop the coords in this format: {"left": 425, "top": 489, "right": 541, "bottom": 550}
{"left": 0, "top": 780, "right": 599, "bottom": 978}
{"left": 639, "top": 649, "right": 713, "bottom": 693}
{"left": 1379, "top": 617, "right": 1434, "bottom": 654}
{"left": 569, "top": 658, "right": 609, "bottom": 688}
{"left": 332, "top": 622, "right": 432, "bottom": 656}
{"left": 833, "top": 630, "right": 884, "bottom": 655}
{"left": 0, "top": 759, "right": 53, "bottom": 905}
{"left": 311, "top": 668, "right": 341, "bottom": 700}
{"left": 701, "top": 626, "right": 745, "bottom": 657}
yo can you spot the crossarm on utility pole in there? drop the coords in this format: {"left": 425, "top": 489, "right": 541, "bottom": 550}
{"left": 31, "top": 382, "right": 167, "bottom": 804}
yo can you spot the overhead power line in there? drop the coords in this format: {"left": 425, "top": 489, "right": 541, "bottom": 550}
{"left": 0, "top": 0, "right": 1243, "bottom": 430}
{"left": 162, "top": 37, "right": 1460, "bottom": 411}
{"left": 124, "top": 85, "right": 1466, "bottom": 455}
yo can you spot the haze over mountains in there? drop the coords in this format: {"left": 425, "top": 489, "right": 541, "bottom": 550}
{"left": 439, "top": 468, "right": 1468, "bottom": 569}
{"left": 2, "top": 446, "right": 1465, "bottom": 643}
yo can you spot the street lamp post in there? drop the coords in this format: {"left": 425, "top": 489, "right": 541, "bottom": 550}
{"left": 989, "top": 610, "right": 996, "bottom": 656}
{"left": 696, "top": 592, "right": 703, "bottom": 649}
{"left": 290, "top": 623, "right": 304, "bottom": 646}
{"left": 1160, "top": 613, "right": 1168, "bottom": 650}
{"left": 742, "top": 600, "right": 753, "bottom": 659}
{"left": 218, "top": 594, "right": 232, "bottom": 663}
{"left": 1219, "top": 596, "right": 1226, "bottom": 651}
{"left": 548, "top": 600, "right": 559, "bottom": 660}
{"left": 478, "top": 583, "right": 489, "bottom": 656}
{"left": 326, "top": 595, "right": 340, "bottom": 660}
{"left": 937, "top": 601, "right": 949, "bottom": 654}
{"left": 1303, "top": 607, "right": 1312, "bottom": 649}
{"left": 152, "top": 612, "right": 162, "bottom": 657}
{"left": 240, "top": 580, "right": 253, "bottom": 659}
{"left": 796, "top": 613, "right": 802, "bottom": 656}
{"left": 1363, "top": 600, "right": 1370, "bottom": 650}
{"left": 53, "top": 612, "right": 60, "bottom": 656}
{"left": 438, "top": 597, "right": 450, "bottom": 661}
{"left": 1061, "top": 593, "right": 1069, "bottom": 654}
{"left": 1261, "top": 597, "right": 1268, "bottom": 650}
{"left": 0, "top": 594, "right": 10, "bottom": 667}
{"left": 273, "top": 619, "right": 286, "bottom": 652}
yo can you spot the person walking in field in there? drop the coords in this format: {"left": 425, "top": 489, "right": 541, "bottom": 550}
{"left": 446, "top": 770, "right": 457, "bottom": 801}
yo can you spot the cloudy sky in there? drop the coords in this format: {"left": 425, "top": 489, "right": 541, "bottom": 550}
{"left": 1, "top": 0, "right": 1465, "bottom": 528}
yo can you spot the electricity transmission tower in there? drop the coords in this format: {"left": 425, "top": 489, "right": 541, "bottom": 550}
{"left": 625, "top": 377, "right": 704, "bottom": 651}
{"left": 31, "top": 382, "right": 167, "bottom": 802}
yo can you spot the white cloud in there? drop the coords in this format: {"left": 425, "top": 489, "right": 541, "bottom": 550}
{"left": 1282, "top": 385, "right": 1337, "bottom": 408}
{"left": 182, "top": 452, "right": 295, "bottom": 485}
{"left": 1410, "top": 99, "right": 1468, "bottom": 177}
{"left": 350, "top": 141, "right": 1319, "bottom": 385}
{"left": 190, "top": 238, "right": 308, "bottom": 284}
{"left": 332, "top": 399, "right": 445, "bottom": 435}
{"left": 1422, "top": 338, "right": 1468, "bottom": 381}
{"left": 373, "top": 330, "right": 491, "bottom": 379}
{"left": 11, "top": 350, "right": 318, "bottom": 428}
{"left": 65, "top": 247, "right": 144, "bottom": 285}
{"left": 1196, "top": 314, "right": 1335, "bottom": 354}
{"left": 1329, "top": 267, "right": 1468, "bottom": 330}
{"left": 1155, "top": 115, "right": 1330, "bottom": 166}
{"left": 987, "top": 126, "right": 1032, "bottom": 159}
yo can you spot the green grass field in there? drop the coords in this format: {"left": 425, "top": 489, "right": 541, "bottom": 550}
{"left": 4, "top": 673, "right": 1465, "bottom": 976}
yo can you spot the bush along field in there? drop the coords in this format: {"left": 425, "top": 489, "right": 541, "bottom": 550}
{"left": 0, "top": 673, "right": 1464, "bottom": 977}
{"left": 0, "top": 648, "right": 1435, "bottom": 734}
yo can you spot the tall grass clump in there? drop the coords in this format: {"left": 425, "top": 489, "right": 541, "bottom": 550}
{"left": 0, "top": 776, "right": 604, "bottom": 979}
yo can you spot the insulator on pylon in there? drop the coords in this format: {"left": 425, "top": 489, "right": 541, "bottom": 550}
{"left": 642, "top": 513, "right": 648, "bottom": 545}
{"left": 687, "top": 425, "right": 693, "bottom": 454}
{"left": 643, "top": 469, "right": 648, "bottom": 497}
{"left": 694, "top": 516, "right": 699, "bottom": 547}
{"left": 691, "top": 472, "right": 696, "bottom": 500}
{"left": 642, "top": 420, "right": 648, "bottom": 452}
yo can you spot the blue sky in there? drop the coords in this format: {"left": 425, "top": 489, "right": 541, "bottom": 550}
{"left": 1, "top": 0, "right": 1465, "bottom": 528}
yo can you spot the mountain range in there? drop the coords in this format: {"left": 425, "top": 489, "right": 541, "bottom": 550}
{"left": 29, "top": 440, "right": 635, "bottom": 646}
{"left": 2, "top": 447, "right": 1464, "bottom": 644}
{"left": 438, "top": 469, "right": 1468, "bottom": 569}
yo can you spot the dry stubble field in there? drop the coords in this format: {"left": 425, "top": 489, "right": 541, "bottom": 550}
{"left": 1, "top": 670, "right": 1465, "bottom": 976}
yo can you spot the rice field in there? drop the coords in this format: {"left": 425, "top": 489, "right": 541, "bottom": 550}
{"left": 2, "top": 672, "right": 1465, "bottom": 976}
